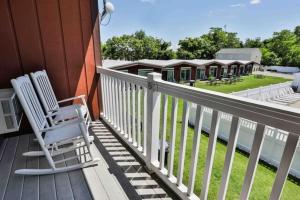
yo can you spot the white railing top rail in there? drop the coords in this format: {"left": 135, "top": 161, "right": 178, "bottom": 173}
{"left": 98, "top": 67, "right": 148, "bottom": 87}
{"left": 97, "top": 67, "right": 300, "bottom": 135}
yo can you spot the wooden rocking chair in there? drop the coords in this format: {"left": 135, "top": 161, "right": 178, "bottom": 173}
{"left": 11, "top": 75, "right": 99, "bottom": 175}
{"left": 30, "top": 70, "right": 91, "bottom": 126}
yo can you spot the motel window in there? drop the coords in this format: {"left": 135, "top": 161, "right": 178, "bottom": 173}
{"left": 165, "top": 68, "right": 175, "bottom": 82}
{"left": 196, "top": 68, "right": 205, "bottom": 80}
{"left": 120, "top": 69, "right": 128, "bottom": 73}
{"left": 233, "top": 66, "right": 237, "bottom": 75}
{"left": 221, "top": 67, "right": 228, "bottom": 77}
{"left": 210, "top": 67, "right": 217, "bottom": 77}
{"left": 180, "top": 68, "right": 191, "bottom": 81}
{"left": 138, "top": 69, "right": 153, "bottom": 77}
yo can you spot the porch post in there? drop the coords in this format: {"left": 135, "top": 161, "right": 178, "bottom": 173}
{"left": 217, "top": 65, "right": 222, "bottom": 79}
{"left": 205, "top": 65, "right": 210, "bottom": 78}
{"left": 227, "top": 65, "right": 231, "bottom": 74}
{"left": 237, "top": 65, "right": 240, "bottom": 76}
{"left": 191, "top": 66, "right": 196, "bottom": 80}
{"left": 174, "top": 67, "right": 181, "bottom": 82}
{"left": 146, "top": 72, "right": 161, "bottom": 169}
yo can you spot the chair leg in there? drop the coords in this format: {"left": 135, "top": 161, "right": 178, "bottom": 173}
{"left": 15, "top": 158, "right": 100, "bottom": 175}
{"left": 79, "top": 123, "right": 94, "bottom": 160}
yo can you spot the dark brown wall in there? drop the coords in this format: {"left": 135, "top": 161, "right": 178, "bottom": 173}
{"left": 174, "top": 66, "right": 181, "bottom": 82}
{"left": 191, "top": 67, "right": 196, "bottom": 80}
{"left": 216, "top": 65, "right": 222, "bottom": 79}
{"left": 0, "top": 0, "right": 101, "bottom": 119}
{"left": 205, "top": 66, "right": 210, "bottom": 77}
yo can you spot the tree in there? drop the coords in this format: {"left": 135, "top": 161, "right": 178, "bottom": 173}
{"left": 177, "top": 37, "right": 213, "bottom": 59}
{"left": 177, "top": 27, "right": 242, "bottom": 59}
{"left": 244, "top": 38, "right": 264, "bottom": 48}
{"left": 261, "top": 48, "right": 281, "bottom": 66}
{"left": 265, "top": 30, "right": 300, "bottom": 66}
{"left": 295, "top": 26, "right": 300, "bottom": 40}
{"left": 102, "top": 30, "right": 175, "bottom": 60}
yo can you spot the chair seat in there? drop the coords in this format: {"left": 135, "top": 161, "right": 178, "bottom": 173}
{"left": 44, "top": 123, "right": 82, "bottom": 145}
{"left": 54, "top": 104, "right": 87, "bottom": 121}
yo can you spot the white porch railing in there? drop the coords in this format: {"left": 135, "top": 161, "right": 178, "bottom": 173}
{"left": 97, "top": 67, "right": 300, "bottom": 200}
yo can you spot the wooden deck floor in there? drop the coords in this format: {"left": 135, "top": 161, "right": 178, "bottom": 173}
{"left": 90, "top": 121, "right": 175, "bottom": 200}
{"left": 0, "top": 121, "right": 175, "bottom": 200}
{"left": 0, "top": 134, "right": 92, "bottom": 200}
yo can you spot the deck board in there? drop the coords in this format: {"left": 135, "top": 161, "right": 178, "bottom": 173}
{"left": 65, "top": 150, "right": 92, "bottom": 200}
{"left": 54, "top": 153, "right": 75, "bottom": 200}
{"left": 21, "top": 135, "right": 39, "bottom": 200}
{"left": 38, "top": 145, "right": 57, "bottom": 200}
{"left": 3, "top": 135, "right": 29, "bottom": 200}
{"left": 0, "top": 139, "right": 8, "bottom": 161}
{"left": 0, "top": 137, "right": 19, "bottom": 200}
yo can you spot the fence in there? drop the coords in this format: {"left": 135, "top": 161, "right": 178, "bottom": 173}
{"left": 231, "top": 82, "right": 292, "bottom": 101}
{"left": 189, "top": 106, "right": 300, "bottom": 178}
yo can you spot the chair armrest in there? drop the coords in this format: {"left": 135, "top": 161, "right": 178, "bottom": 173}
{"left": 42, "top": 118, "right": 84, "bottom": 132}
{"left": 57, "top": 95, "right": 86, "bottom": 104}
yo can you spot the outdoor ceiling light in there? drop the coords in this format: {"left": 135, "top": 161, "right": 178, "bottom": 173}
{"left": 101, "top": 0, "right": 115, "bottom": 23}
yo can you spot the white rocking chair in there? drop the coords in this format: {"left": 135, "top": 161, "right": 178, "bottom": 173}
{"left": 30, "top": 70, "right": 91, "bottom": 126}
{"left": 11, "top": 75, "right": 99, "bottom": 175}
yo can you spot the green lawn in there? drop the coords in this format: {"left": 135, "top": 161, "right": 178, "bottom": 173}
{"left": 194, "top": 75, "right": 291, "bottom": 94}
{"left": 161, "top": 75, "right": 299, "bottom": 199}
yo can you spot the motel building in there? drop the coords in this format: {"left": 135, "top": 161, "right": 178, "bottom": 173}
{"left": 103, "top": 59, "right": 260, "bottom": 82}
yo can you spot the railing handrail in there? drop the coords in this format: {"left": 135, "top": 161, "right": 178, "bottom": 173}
{"left": 97, "top": 67, "right": 300, "bottom": 135}
{"left": 98, "top": 67, "right": 148, "bottom": 87}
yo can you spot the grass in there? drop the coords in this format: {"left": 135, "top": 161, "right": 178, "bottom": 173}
{"left": 194, "top": 75, "right": 291, "bottom": 94}
{"left": 160, "top": 75, "right": 299, "bottom": 199}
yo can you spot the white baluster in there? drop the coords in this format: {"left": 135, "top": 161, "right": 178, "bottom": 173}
{"left": 137, "top": 86, "right": 142, "bottom": 150}
{"left": 159, "top": 94, "right": 168, "bottom": 170}
{"left": 132, "top": 84, "right": 137, "bottom": 146}
{"left": 187, "top": 104, "right": 204, "bottom": 196}
{"left": 127, "top": 82, "right": 131, "bottom": 140}
{"left": 143, "top": 87, "right": 148, "bottom": 155}
{"left": 122, "top": 81, "right": 127, "bottom": 136}
{"left": 118, "top": 79, "right": 123, "bottom": 133}
{"left": 240, "top": 123, "right": 265, "bottom": 200}
{"left": 218, "top": 116, "right": 241, "bottom": 200}
{"left": 200, "top": 110, "right": 221, "bottom": 200}
{"left": 168, "top": 97, "right": 178, "bottom": 178}
{"left": 177, "top": 101, "right": 190, "bottom": 186}
{"left": 269, "top": 133, "right": 299, "bottom": 200}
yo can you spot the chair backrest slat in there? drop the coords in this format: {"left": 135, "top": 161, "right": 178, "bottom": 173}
{"left": 11, "top": 75, "right": 48, "bottom": 133}
{"left": 30, "top": 70, "right": 59, "bottom": 113}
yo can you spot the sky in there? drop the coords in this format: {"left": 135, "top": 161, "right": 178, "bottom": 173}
{"left": 99, "top": 0, "right": 300, "bottom": 49}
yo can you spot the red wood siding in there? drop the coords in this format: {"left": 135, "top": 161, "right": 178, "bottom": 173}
{"left": 0, "top": 0, "right": 101, "bottom": 119}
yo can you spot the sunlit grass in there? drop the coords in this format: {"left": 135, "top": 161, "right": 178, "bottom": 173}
{"left": 194, "top": 75, "right": 291, "bottom": 94}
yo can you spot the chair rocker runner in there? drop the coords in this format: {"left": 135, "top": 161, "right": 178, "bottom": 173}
{"left": 11, "top": 75, "right": 99, "bottom": 175}
{"left": 30, "top": 70, "right": 91, "bottom": 126}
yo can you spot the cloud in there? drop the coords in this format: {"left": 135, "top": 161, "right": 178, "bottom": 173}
{"left": 229, "top": 3, "right": 245, "bottom": 7}
{"left": 250, "top": 0, "right": 261, "bottom": 5}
